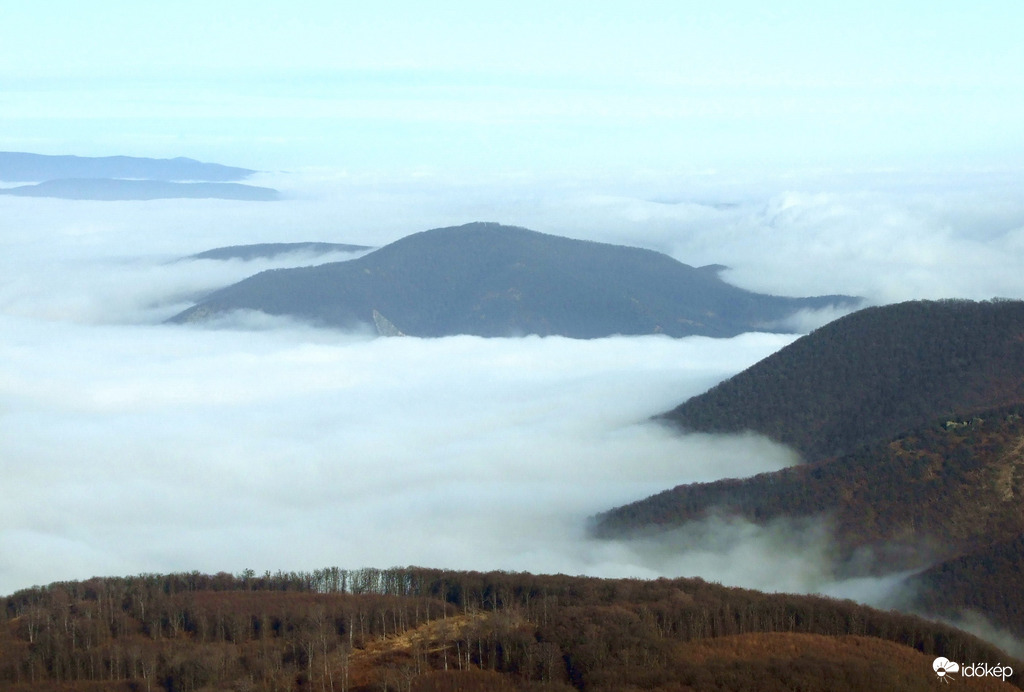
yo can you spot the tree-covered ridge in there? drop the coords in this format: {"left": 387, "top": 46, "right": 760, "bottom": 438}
{"left": 595, "top": 405, "right": 1024, "bottom": 572}
{"left": 170, "top": 222, "right": 858, "bottom": 338}
{"left": 662, "top": 299, "right": 1024, "bottom": 461}
{"left": 908, "top": 534, "right": 1024, "bottom": 638}
{"left": 3, "top": 568, "right": 1020, "bottom": 691}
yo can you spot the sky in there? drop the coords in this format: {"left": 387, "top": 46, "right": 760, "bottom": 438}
{"left": 2, "top": 1, "right": 1023, "bottom": 173}
{"left": 1, "top": 3, "right": 1024, "bottom": 653}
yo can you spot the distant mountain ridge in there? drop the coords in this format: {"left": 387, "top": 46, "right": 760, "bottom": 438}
{"left": 170, "top": 222, "right": 859, "bottom": 338}
{"left": 0, "top": 152, "right": 277, "bottom": 200}
{"left": 0, "top": 151, "right": 255, "bottom": 182}
{"left": 188, "top": 242, "right": 373, "bottom": 261}
{"left": 0, "top": 178, "right": 278, "bottom": 201}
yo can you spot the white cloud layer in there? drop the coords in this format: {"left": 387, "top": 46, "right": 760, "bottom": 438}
{"left": 0, "top": 315, "right": 799, "bottom": 593}
{"left": 1, "top": 167, "right": 1022, "bottom": 621}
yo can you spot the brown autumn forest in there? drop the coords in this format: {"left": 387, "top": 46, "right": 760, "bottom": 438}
{"left": 661, "top": 299, "right": 1024, "bottom": 461}
{"left": 595, "top": 299, "right": 1024, "bottom": 640}
{"left": 597, "top": 403, "right": 1024, "bottom": 555}
{"left": 3, "top": 568, "right": 1021, "bottom": 691}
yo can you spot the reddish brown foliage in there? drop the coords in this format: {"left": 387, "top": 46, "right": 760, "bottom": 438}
{"left": 2, "top": 568, "right": 1020, "bottom": 691}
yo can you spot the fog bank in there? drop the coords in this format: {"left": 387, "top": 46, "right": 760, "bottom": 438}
{"left": 0, "top": 318, "right": 799, "bottom": 594}
{"left": 3, "top": 168, "right": 1022, "bottom": 613}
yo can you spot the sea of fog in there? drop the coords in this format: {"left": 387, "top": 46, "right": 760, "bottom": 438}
{"left": 3, "top": 168, "right": 1024, "bottom": 608}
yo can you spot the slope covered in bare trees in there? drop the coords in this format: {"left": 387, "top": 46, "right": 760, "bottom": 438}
{"left": 661, "top": 299, "right": 1024, "bottom": 460}
{"left": 594, "top": 299, "right": 1024, "bottom": 642}
{"left": 3, "top": 568, "right": 1020, "bottom": 691}
{"left": 595, "top": 404, "right": 1024, "bottom": 571}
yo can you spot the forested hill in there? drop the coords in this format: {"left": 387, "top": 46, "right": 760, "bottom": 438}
{"left": 907, "top": 533, "right": 1024, "bottom": 639}
{"left": 594, "top": 404, "right": 1024, "bottom": 578}
{"left": 662, "top": 299, "right": 1024, "bottom": 461}
{"left": 3, "top": 568, "right": 1020, "bottom": 691}
{"left": 169, "top": 222, "right": 858, "bottom": 338}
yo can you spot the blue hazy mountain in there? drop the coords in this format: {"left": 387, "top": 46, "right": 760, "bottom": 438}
{"left": 0, "top": 179, "right": 278, "bottom": 201}
{"left": 0, "top": 152, "right": 255, "bottom": 182}
{"left": 188, "top": 242, "right": 373, "bottom": 261}
{"left": 170, "top": 222, "right": 860, "bottom": 337}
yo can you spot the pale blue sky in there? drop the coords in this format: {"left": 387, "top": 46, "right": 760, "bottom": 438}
{"left": 2, "top": 1, "right": 1022, "bottom": 173}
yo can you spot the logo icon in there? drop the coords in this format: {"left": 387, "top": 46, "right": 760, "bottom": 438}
{"left": 934, "top": 657, "right": 960, "bottom": 683}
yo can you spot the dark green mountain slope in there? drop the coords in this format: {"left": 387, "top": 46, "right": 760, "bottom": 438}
{"left": 170, "top": 222, "right": 858, "bottom": 337}
{"left": 662, "top": 299, "right": 1024, "bottom": 460}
